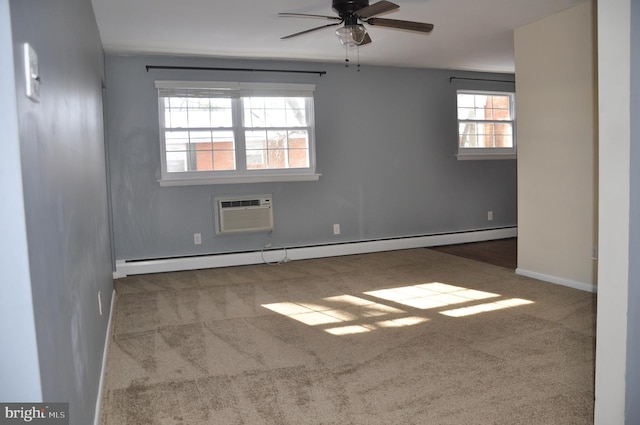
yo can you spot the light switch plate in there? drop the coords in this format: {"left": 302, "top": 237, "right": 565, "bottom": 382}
{"left": 23, "top": 43, "right": 40, "bottom": 102}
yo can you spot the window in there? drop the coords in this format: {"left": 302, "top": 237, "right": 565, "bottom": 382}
{"left": 456, "top": 90, "right": 516, "bottom": 160}
{"left": 156, "top": 81, "right": 319, "bottom": 185}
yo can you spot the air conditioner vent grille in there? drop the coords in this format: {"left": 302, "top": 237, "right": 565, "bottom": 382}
{"left": 221, "top": 199, "right": 261, "bottom": 208}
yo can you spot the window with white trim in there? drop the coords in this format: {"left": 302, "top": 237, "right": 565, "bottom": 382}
{"left": 156, "top": 81, "right": 318, "bottom": 185}
{"left": 456, "top": 90, "right": 516, "bottom": 160}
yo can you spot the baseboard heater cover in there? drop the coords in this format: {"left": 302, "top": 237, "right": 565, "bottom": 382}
{"left": 114, "top": 227, "right": 517, "bottom": 278}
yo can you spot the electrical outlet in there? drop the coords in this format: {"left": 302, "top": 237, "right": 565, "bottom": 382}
{"left": 194, "top": 233, "right": 202, "bottom": 245}
{"left": 333, "top": 224, "right": 341, "bottom": 235}
{"left": 487, "top": 211, "right": 494, "bottom": 221}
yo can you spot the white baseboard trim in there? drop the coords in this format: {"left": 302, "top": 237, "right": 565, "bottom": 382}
{"left": 93, "top": 288, "right": 116, "bottom": 425}
{"left": 515, "top": 268, "right": 597, "bottom": 293}
{"left": 114, "top": 227, "right": 517, "bottom": 278}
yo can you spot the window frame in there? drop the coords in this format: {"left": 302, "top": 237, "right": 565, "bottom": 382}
{"left": 156, "top": 80, "right": 320, "bottom": 186}
{"left": 456, "top": 89, "right": 516, "bottom": 160}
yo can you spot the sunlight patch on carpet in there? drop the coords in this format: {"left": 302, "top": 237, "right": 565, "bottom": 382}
{"left": 440, "top": 298, "right": 534, "bottom": 317}
{"left": 262, "top": 282, "right": 532, "bottom": 335}
{"left": 262, "top": 295, "right": 407, "bottom": 333}
{"left": 365, "top": 283, "right": 500, "bottom": 310}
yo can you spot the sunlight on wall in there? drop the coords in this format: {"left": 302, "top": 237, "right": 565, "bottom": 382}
{"left": 262, "top": 282, "right": 533, "bottom": 336}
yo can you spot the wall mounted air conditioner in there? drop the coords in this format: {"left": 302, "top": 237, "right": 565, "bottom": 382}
{"left": 214, "top": 195, "right": 273, "bottom": 234}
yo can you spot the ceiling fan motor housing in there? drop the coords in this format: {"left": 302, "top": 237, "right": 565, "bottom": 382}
{"left": 332, "top": 0, "right": 369, "bottom": 15}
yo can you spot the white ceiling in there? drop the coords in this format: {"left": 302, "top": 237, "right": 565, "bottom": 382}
{"left": 91, "top": 0, "right": 586, "bottom": 73}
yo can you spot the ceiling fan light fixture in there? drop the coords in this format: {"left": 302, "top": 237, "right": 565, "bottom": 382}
{"left": 335, "top": 24, "right": 367, "bottom": 47}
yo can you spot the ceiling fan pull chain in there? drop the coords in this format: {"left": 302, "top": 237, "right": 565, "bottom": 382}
{"left": 344, "top": 47, "right": 350, "bottom": 67}
{"left": 357, "top": 46, "right": 361, "bottom": 72}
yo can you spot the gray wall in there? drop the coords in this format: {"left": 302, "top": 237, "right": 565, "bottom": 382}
{"left": 0, "top": 0, "right": 42, "bottom": 401}
{"left": 1, "top": 0, "right": 114, "bottom": 424}
{"left": 106, "top": 54, "right": 517, "bottom": 261}
{"left": 627, "top": 0, "right": 640, "bottom": 421}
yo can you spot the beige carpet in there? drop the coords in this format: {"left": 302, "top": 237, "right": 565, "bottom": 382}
{"left": 100, "top": 248, "right": 595, "bottom": 424}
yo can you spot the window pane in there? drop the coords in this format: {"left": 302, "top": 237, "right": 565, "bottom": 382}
{"left": 210, "top": 99, "right": 233, "bottom": 127}
{"left": 214, "top": 150, "right": 236, "bottom": 170}
{"left": 188, "top": 108, "right": 211, "bottom": 128}
{"left": 490, "top": 96, "right": 511, "bottom": 120}
{"left": 494, "top": 123, "right": 513, "bottom": 147}
{"left": 246, "top": 130, "right": 267, "bottom": 150}
{"left": 484, "top": 96, "right": 494, "bottom": 109}
{"left": 288, "top": 129, "right": 309, "bottom": 168}
{"left": 164, "top": 97, "right": 233, "bottom": 129}
{"left": 288, "top": 149, "right": 310, "bottom": 168}
{"left": 246, "top": 97, "right": 265, "bottom": 109}
{"left": 190, "top": 130, "right": 212, "bottom": 147}
{"left": 265, "top": 149, "right": 286, "bottom": 169}
{"left": 166, "top": 107, "right": 189, "bottom": 128}
{"left": 245, "top": 130, "right": 266, "bottom": 168}
{"left": 285, "top": 98, "right": 305, "bottom": 109}
{"left": 265, "top": 98, "right": 285, "bottom": 108}
{"left": 288, "top": 130, "right": 309, "bottom": 150}
{"left": 265, "top": 109, "right": 287, "bottom": 127}
{"left": 166, "top": 151, "right": 188, "bottom": 172}
{"left": 211, "top": 108, "right": 233, "bottom": 127}
{"left": 243, "top": 129, "right": 309, "bottom": 170}
{"left": 458, "top": 122, "right": 478, "bottom": 147}
{"left": 168, "top": 97, "right": 188, "bottom": 108}
{"left": 244, "top": 108, "right": 266, "bottom": 127}
{"left": 458, "top": 107, "right": 477, "bottom": 120}
{"left": 243, "top": 97, "right": 310, "bottom": 128}
{"left": 212, "top": 131, "right": 236, "bottom": 170}
{"left": 165, "top": 131, "right": 189, "bottom": 150}
{"left": 458, "top": 122, "right": 513, "bottom": 149}
{"left": 458, "top": 93, "right": 513, "bottom": 121}
{"left": 286, "top": 107, "right": 307, "bottom": 127}
{"left": 195, "top": 145, "right": 214, "bottom": 171}
{"left": 479, "top": 123, "right": 495, "bottom": 147}
{"left": 457, "top": 94, "right": 476, "bottom": 108}
{"left": 266, "top": 131, "right": 286, "bottom": 169}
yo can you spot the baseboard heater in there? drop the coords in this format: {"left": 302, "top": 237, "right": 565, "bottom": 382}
{"left": 114, "top": 227, "right": 518, "bottom": 278}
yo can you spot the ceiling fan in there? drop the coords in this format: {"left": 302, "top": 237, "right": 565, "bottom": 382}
{"left": 279, "top": 0, "right": 434, "bottom": 47}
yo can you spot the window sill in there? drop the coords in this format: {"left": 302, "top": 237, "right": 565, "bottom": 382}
{"left": 159, "top": 173, "right": 322, "bottom": 186}
{"left": 456, "top": 153, "right": 517, "bottom": 161}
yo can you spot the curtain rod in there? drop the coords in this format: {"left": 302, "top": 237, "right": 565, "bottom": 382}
{"left": 449, "top": 77, "right": 515, "bottom": 84}
{"left": 146, "top": 65, "right": 326, "bottom": 76}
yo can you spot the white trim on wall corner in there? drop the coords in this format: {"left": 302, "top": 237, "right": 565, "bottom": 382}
{"left": 113, "top": 227, "right": 518, "bottom": 278}
{"left": 93, "top": 289, "right": 116, "bottom": 425}
{"left": 515, "top": 268, "right": 597, "bottom": 293}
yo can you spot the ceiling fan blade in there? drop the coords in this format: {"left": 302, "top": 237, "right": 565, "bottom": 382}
{"left": 366, "top": 17, "right": 434, "bottom": 33}
{"left": 281, "top": 21, "right": 343, "bottom": 39}
{"left": 278, "top": 12, "right": 341, "bottom": 21}
{"left": 355, "top": 1, "right": 399, "bottom": 19}
{"left": 361, "top": 33, "right": 373, "bottom": 45}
